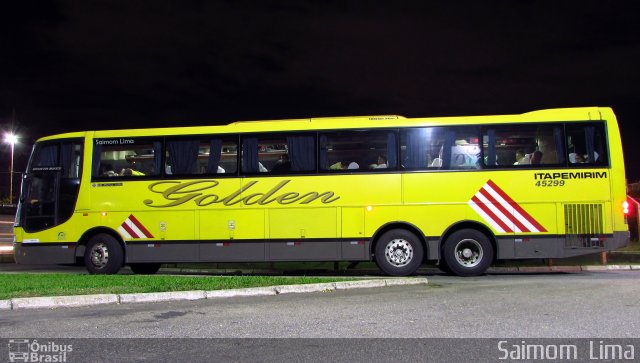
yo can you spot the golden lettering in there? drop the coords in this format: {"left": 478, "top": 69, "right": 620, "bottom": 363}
{"left": 144, "top": 180, "right": 219, "bottom": 208}
{"left": 276, "top": 192, "right": 301, "bottom": 204}
{"left": 144, "top": 180, "right": 340, "bottom": 208}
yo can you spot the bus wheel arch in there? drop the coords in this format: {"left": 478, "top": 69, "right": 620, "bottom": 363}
{"left": 439, "top": 221, "right": 496, "bottom": 277}
{"left": 371, "top": 222, "right": 426, "bottom": 276}
{"left": 77, "top": 227, "right": 126, "bottom": 274}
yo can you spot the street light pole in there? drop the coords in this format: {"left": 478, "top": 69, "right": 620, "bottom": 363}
{"left": 9, "top": 139, "right": 14, "bottom": 205}
{"left": 3, "top": 133, "right": 17, "bottom": 205}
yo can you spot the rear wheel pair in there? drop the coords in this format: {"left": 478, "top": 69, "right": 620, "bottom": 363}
{"left": 439, "top": 229, "right": 493, "bottom": 277}
{"left": 83, "top": 233, "right": 160, "bottom": 275}
{"left": 375, "top": 228, "right": 493, "bottom": 277}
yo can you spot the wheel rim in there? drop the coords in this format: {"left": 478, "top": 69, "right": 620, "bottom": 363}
{"left": 384, "top": 238, "right": 413, "bottom": 267}
{"left": 89, "top": 242, "right": 110, "bottom": 269}
{"left": 454, "top": 238, "right": 483, "bottom": 267}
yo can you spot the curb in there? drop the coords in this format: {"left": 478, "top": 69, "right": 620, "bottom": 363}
{"left": 274, "top": 282, "right": 337, "bottom": 294}
{"left": 206, "top": 287, "right": 277, "bottom": 298}
{"left": 488, "top": 265, "right": 640, "bottom": 273}
{"left": 0, "top": 278, "right": 428, "bottom": 311}
{"left": 119, "top": 290, "right": 206, "bottom": 304}
{"left": 334, "top": 280, "right": 387, "bottom": 290}
{"left": 11, "top": 294, "right": 118, "bottom": 310}
{"left": 0, "top": 299, "right": 11, "bottom": 310}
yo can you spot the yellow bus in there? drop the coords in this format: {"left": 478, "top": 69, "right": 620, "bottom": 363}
{"left": 13, "top": 107, "right": 629, "bottom": 276}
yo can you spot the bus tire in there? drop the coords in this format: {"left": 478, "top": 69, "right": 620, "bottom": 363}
{"left": 84, "top": 234, "right": 124, "bottom": 274}
{"left": 374, "top": 229, "right": 424, "bottom": 276}
{"left": 442, "top": 229, "right": 493, "bottom": 277}
{"left": 130, "top": 263, "right": 162, "bottom": 275}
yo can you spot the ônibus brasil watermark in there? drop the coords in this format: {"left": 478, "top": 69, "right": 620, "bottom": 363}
{"left": 7, "top": 339, "right": 72, "bottom": 363}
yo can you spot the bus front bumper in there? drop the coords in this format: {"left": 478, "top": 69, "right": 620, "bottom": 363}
{"left": 13, "top": 243, "right": 77, "bottom": 264}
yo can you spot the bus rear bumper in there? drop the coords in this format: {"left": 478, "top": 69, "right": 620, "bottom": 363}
{"left": 609, "top": 231, "right": 631, "bottom": 250}
{"left": 495, "top": 231, "right": 630, "bottom": 260}
{"left": 13, "top": 243, "right": 77, "bottom": 265}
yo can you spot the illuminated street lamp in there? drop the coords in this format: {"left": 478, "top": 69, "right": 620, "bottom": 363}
{"left": 3, "top": 133, "right": 17, "bottom": 205}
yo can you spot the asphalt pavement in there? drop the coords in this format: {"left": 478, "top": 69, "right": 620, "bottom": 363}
{"left": 1, "top": 270, "right": 639, "bottom": 338}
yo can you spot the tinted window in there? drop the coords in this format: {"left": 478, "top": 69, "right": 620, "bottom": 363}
{"left": 30, "top": 143, "right": 59, "bottom": 169}
{"left": 165, "top": 137, "right": 238, "bottom": 176}
{"left": 29, "top": 141, "right": 83, "bottom": 178}
{"left": 483, "top": 124, "right": 564, "bottom": 167}
{"left": 93, "top": 138, "right": 161, "bottom": 177}
{"left": 566, "top": 122, "right": 608, "bottom": 166}
{"left": 242, "top": 133, "right": 315, "bottom": 174}
{"left": 319, "top": 130, "right": 396, "bottom": 171}
{"left": 400, "top": 126, "right": 480, "bottom": 170}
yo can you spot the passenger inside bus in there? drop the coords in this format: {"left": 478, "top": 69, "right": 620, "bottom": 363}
{"left": 329, "top": 161, "right": 359, "bottom": 170}
{"left": 271, "top": 154, "right": 292, "bottom": 173}
{"left": 100, "top": 163, "right": 118, "bottom": 177}
{"left": 530, "top": 150, "right": 542, "bottom": 165}
{"left": 120, "top": 168, "right": 145, "bottom": 176}
{"left": 513, "top": 150, "right": 526, "bottom": 165}
{"left": 369, "top": 154, "right": 388, "bottom": 169}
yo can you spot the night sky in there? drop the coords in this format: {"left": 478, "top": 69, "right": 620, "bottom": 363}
{"left": 2, "top": 1, "right": 640, "bottom": 180}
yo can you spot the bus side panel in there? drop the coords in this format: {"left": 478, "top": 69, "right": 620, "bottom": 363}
{"left": 122, "top": 210, "right": 196, "bottom": 262}
{"left": 90, "top": 180, "right": 198, "bottom": 263}
{"left": 199, "top": 208, "right": 266, "bottom": 262}
{"left": 341, "top": 207, "right": 368, "bottom": 260}
{"left": 268, "top": 206, "right": 339, "bottom": 261}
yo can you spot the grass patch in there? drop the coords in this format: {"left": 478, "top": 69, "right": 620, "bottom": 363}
{"left": 0, "top": 274, "right": 355, "bottom": 300}
{"left": 617, "top": 240, "right": 640, "bottom": 252}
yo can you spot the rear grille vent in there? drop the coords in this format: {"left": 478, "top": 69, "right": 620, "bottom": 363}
{"left": 564, "top": 203, "right": 604, "bottom": 248}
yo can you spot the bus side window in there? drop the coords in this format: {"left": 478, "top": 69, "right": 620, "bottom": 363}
{"left": 320, "top": 130, "right": 396, "bottom": 172}
{"left": 241, "top": 133, "right": 315, "bottom": 175}
{"left": 565, "top": 123, "right": 608, "bottom": 166}
{"left": 483, "top": 124, "right": 564, "bottom": 167}
{"left": 92, "top": 138, "right": 161, "bottom": 178}
{"left": 401, "top": 127, "right": 479, "bottom": 170}
{"left": 164, "top": 137, "right": 238, "bottom": 176}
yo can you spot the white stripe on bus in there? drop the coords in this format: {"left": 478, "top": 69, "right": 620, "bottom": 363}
{"left": 467, "top": 200, "right": 506, "bottom": 233}
{"left": 474, "top": 191, "right": 520, "bottom": 232}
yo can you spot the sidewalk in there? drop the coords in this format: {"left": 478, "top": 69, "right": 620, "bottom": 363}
{"left": 0, "top": 277, "right": 429, "bottom": 311}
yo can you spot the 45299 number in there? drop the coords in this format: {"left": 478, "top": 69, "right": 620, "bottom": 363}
{"left": 535, "top": 180, "right": 565, "bottom": 187}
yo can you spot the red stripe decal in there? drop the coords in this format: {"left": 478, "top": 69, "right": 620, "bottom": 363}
{"left": 486, "top": 179, "right": 547, "bottom": 232}
{"left": 128, "top": 214, "right": 154, "bottom": 238}
{"left": 121, "top": 222, "right": 139, "bottom": 239}
{"left": 478, "top": 188, "right": 529, "bottom": 232}
{"left": 471, "top": 195, "right": 513, "bottom": 232}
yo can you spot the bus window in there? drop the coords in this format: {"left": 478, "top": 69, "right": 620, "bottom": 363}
{"left": 92, "top": 138, "right": 161, "bottom": 178}
{"left": 482, "top": 124, "right": 565, "bottom": 167}
{"left": 165, "top": 137, "right": 238, "bottom": 176}
{"left": 30, "top": 143, "right": 59, "bottom": 168}
{"left": 319, "top": 130, "right": 396, "bottom": 171}
{"left": 21, "top": 139, "right": 84, "bottom": 233}
{"left": 242, "top": 133, "right": 315, "bottom": 174}
{"left": 61, "top": 142, "right": 83, "bottom": 179}
{"left": 565, "top": 123, "right": 608, "bottom": 166}
{"left": 400, "top": 126, "right": 480, "bottom": 170}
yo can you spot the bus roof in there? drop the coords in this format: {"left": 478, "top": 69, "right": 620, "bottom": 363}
{"left": 36, "top": 106, "right": 613, "bottom": 142}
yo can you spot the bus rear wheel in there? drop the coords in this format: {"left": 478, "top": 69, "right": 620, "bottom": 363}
{"left": 84, "top": 234, "right": 124, "bottom": 275}
{"left": 374, "top": 229, "right": 423, "bottom": 276}
{"left": 130, "top": 263, "right": 162, "bottom": 275}
{"left": 442, "top": 229, "right": 493, "bottom": 277}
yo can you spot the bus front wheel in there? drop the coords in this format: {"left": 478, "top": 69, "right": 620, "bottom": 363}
{"left": 442, "top": 229, "right": 493, "bottom": 277}
{"left": 84, "top": 234, "right": 124, "bottom": 275}
{"left": 374, "top": 229, "right": 424, "bottom": 276}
